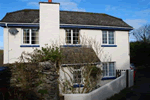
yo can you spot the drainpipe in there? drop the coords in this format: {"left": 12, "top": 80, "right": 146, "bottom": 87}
{"left": 5, "top": 23, "right": 9, "bottom": 64}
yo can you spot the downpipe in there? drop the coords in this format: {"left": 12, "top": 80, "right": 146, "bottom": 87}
{"left": 5, "top": 23, "right": 9, "bottom": 64}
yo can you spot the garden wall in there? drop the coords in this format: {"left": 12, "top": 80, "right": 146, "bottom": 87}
{"left": 64, "top": 71, "right": 126, "bottom": 100}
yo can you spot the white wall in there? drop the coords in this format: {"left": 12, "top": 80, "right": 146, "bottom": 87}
{"left": 64, "top": 71, "right": 126, "bottom": 100}
{"left": 4, "top": 27, "right": 130, "bottom": 69}
{"left": 59, "top": 29, "right": 130, "bottom": 69}
{"left": 3, "top": 28, "right": 38, "bottom": 64}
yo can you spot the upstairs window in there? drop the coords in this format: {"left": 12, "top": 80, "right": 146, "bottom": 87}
{"left": 23, "top": 28, "right": 39, "bottom": 44}
{"left": 102, "top": 31, "right": 114, "bottom": 44}
{"left": 66, "top": 29, "right": 80, "bottom": 44}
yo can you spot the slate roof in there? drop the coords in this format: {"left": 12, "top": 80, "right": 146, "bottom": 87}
{"left": 60, "top": 47, "right": 100, "bottom": 64}
{"left": 0, "top": 9, "right": 132, "bottom": 28}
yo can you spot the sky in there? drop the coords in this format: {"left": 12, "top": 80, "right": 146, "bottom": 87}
{"left": 0, "top": 0, "right": 150, "bottom": 49}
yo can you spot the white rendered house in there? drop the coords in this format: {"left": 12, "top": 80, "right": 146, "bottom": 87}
{"left": 0, "top": 0, "right": 133, "bottom": 82}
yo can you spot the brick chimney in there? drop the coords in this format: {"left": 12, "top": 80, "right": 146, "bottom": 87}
{"left": 48, "top": 0, "right": 52, "bottom": 2}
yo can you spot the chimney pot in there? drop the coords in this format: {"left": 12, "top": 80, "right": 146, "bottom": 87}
{"left": 48, "top": 0, "right": 52, "bottom": 2}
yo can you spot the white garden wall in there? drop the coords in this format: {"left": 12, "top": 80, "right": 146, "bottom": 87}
{"left": 128, "top": 69, "right": 134, "bottom": 87}
{"left": 64, "top": 71, "right": 126, "bottom": 100}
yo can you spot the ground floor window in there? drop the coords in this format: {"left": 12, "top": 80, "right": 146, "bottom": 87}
{"left": 73, "top": 66, "right": 82, "bottom": 84}
{"left": 102, "top": 62, "right": 115, "bottom": 77}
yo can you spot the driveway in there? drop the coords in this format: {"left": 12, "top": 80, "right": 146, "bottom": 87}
{"left": 126, "top": 69, "right": 150, "bottom": 100}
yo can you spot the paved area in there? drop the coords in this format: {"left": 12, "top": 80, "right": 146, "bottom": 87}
{"left": 126, "top": 69, "right": 150, "bottom": 100}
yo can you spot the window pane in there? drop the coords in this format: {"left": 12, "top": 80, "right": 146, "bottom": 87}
{"left": 102, "top": 31, "right": 107, "bottom": 44}
{"left": 109, "top": 31, "right": 114, "bottom": 44}
{"left": 73, "top": 29, "right": 79, "bottom": 33}
{"left": 109, "top": 62, "right": 114, "bottom": 76}
{"left": 66, "top": 29, "right": 71, "bottom": 44}
{"left": 103, "top": 63, "right": 108, "bottom": 76}
{"left": 73, "top": 29, "right": 79, "bottom": 44}
{"left": 66, "top": 29, "right": 71, "bottom": 33}
{"left": 32, "top": 41, "right": 39, "bottom": 44}
{"left": 31, "top": 29, "right": 39, "bottom": 44}
{"left": 73, "top": 67, "right": 81, "bottom": 83}
{"left": 23, "top": 29, "right": 30, "bottom": 44}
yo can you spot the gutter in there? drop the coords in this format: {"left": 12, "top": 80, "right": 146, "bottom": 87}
{"left": 61, "top": 62, "right": 101, "bottom": 67}
{"left": 60, "top": 24, "right": 134, "bottom": 30}
{"left": 0, "top": 22, "right": 133, "bottom": 30}
{"left": 0, "top": 22, "right": 39, "bottom": 27}
{"left": 0, "top": 22, "right": 39, "bottom": 25}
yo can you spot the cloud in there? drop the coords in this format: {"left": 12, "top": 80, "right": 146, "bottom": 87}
{"left": 135, "top": 9, "right": 150, "bottom": 17}
{"left": 125, "top": 19, "right": 147, "bottom": 29}
{"left": 55, "top": 0, "right": 85, "bottom": 11}
{"left": 59, "top": 1, "right": 85, "bottom": 11}
{"left": 23, "top": 0, "right": 85, "bottom": 11}
{"left": 105, "top": 5, "right": 117, "bottom": 11}
{"left": 28, "top": 2, "right": 39, "bottom": 7}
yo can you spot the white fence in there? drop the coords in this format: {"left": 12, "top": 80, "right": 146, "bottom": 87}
{"left": 64, "top": 71, "right": 126, "bottom": 100}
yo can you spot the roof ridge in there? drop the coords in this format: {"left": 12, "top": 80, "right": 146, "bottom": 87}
{"left": 7, "top": 9, "right": 39, "bottom": 14}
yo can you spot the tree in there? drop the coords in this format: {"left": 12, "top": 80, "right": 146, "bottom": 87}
{"left": 130, "top": 24, "right": 150, "bottom": 67}
{"left": 130, "top": 41, "right": 150, "bottom": 67}
{"left": 132, "top": 24, "right": 150, "bottom": 43}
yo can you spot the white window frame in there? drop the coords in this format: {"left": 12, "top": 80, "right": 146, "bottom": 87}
{"left": 22, "top": 28, "right": 39, "bottom": 45}
{"left": 102, "top": 30, "right": 116, "bottom": 45}
{"left": 65, "top": 29, "right": 80, "bottom": 45}
{"left": 102, "top": 62, "right": 116, "bottom": 77}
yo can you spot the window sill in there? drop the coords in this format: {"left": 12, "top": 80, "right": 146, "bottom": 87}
{"left": 61, "top": 45, "right": 82, "bottom": 47}
{"left": 20, "top": 45, "right": 40, "bottom": 47}
{"left": 101, "top": 45, "right": 117, "bottom": 47}
{"left": 101, "top": 77, "right": 116, "bottom": 80}
{"left": 73, "top": 84, "right": 84, "bottom": 88}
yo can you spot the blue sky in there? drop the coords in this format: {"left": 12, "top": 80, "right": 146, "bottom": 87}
{"left": 0, "top": 0, "right": 150, "bottom": 49}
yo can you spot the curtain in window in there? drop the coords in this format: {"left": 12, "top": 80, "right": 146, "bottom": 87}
{"left": 23, "top": 29, "right": 30, "bottom": 44}
{"left": 66, "top": 29, "right": 71, "bottom": 44}
{"left": 31, "top": 29, "right": 39, "bottom": 44}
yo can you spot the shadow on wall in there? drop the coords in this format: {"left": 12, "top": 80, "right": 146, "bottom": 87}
{"left": 119, "top": 60, "right": 130, "bottom": 69}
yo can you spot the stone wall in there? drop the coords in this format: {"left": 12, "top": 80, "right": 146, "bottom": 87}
{"left": 6, "top": 61, "right": 59, "bottom": 100}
